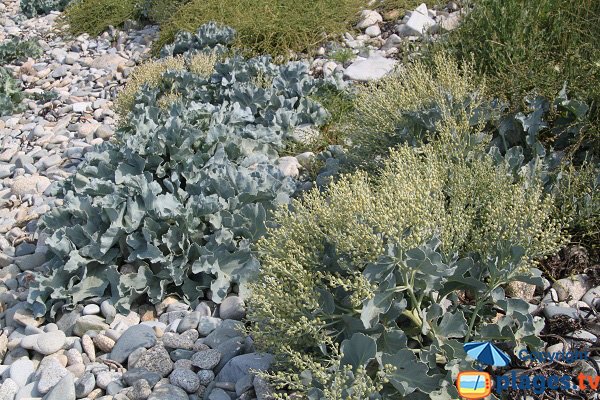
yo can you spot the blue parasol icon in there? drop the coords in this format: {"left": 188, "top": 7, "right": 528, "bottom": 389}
{"left": 464, "top": 342, "right": 511, "bottom": 367}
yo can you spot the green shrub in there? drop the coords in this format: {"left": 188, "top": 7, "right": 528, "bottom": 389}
{"left": 154, "top": 0, "right": 363, "bottom": 58}
{"left": 553, "top": 162, "right": 600, "bottom": 250}
{"left": 114, "top": 56, "right": 186, "bottom": 120}
{"left": 63, "top": 0, "right": 142, "bottom": 36}
{"left": 27, "top": 24, "right": 337, "bottom": 317}
{"left": 147, "top": 0, "right": 190, "bottom": 24}
{"left": 21, "top": 0, "right": 71, "bottom": 17}
{"left": 0, "top": 67, "right": 25, "bottom": 117}
{"left": 0, "top": 38, "right": 43, "bottom": 65}
{"left": 438, "top": 0, "right": 600, "bottom": 104}
{"left": 342, "top": 51, "right": 490, "bottom": 170}
{"left": 249, "top": 125, "right": 563, "bottom": 397}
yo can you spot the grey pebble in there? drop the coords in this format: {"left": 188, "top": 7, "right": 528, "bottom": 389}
{"left": 75, "top": 372, "right": 95, "bottom": 398}
{"left": 169, "top": 368, "right": 200, "bottom": 393}
{"left": 147, "top": 384, "right": 188, "bottom": 400}
{"left": 191, "top": 349, "right": 221, "bottom": 370}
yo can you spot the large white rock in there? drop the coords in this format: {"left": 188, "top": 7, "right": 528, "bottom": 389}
{"left": 90, "top": 54, "right": 127, "bottom": 71}
{"left": 404, "top": 4, "right": 437, "bottom": 36}
{"left": 11, "top": 175, "right": 51, "bottom": 196}
{"left": 356, "top": 10, "right": 383, "bottom": 29}
{"left": 277, "top": 157, "right": 301, "bottom": 178}
{"left": 344, "top": 54, "right": 397, "bottom": 82}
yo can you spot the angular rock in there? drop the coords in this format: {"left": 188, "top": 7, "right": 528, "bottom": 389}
{"left": 218, "top": 296, "right": 246, "bottom": 321}
{"left": 133, "top": 345, "right": 173, "bottom": 377}
{"left": 554, "top": 274, "right": 592, "bottom": 302}
{"left": 73, "top": 316, "right": 109, "bottom": 337}
{"left": 43, "top": 373, "right": 76, "bottom": 400}
{"left": 343, "top": 54, "right": 396, "bottom": 82}
{"left": 37, "top": 358, "right": 69, "bottom": 394}
{"left": 191, "top": 349, "right": 221, "bottom": 370}
{"left": 215, "top": 353, "right": 274, "bottom": 383}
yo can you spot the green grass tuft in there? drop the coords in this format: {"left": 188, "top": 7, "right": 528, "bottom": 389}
{"left": 438, "top": 0, "right": 600, "bottom": 105}
{"left": 153, "top": 0, "right": 363, "bottom": 59}
{"left": 63, "top": 0, "right": 142, "bottom": 37}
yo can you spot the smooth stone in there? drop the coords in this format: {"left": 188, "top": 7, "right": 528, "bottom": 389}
{"left": 173, "top": 359, "right": 193, "bottom": 370}
{"left": 100, "top": 301, "right": 117, "bottom": 323}
{"left": 218, "top": 297, "right": 245, "bottom": 321}
{"left": 147, "top": 384, "right": 188, "bottom": 400}
{"left": 169, "top": 349, "right": 195, "bottom": 362}
{"left": 194, "top": 303, "right": 212, "bottom": 317}
{"left": 37, "top": 358, "right": 69, "bottom": 394}
{"left": 543, "top": 305, "right": 586, "bottom": 319}
{"left": 197, "top": 370, "right": 214, "bottom": 386}
{"left": 11, "top": 176, "right": 51, "bottom": 197}
{"left": 203, "top": 326, "right": 243, "bottom": 349}
{"left": 122, "top": 369, "right": 161, "bottom": 388}
{"left": 42, "top": 373, "right": 75, "bottom": 400}
{"left": 10, "top": 359, "right": 35, "bottom": 387}
{"left": 75, "top": 372, "right": 96, "bottom": 399}
{"left": 235, "top": 374, "right": 253, "bottom": 396}
{"left": 110, "top": 324, "right": 156, "bottom": 364}
{"left": 0, "top": 378, "right": 19, "bottom": 400}
{"left": 169, "top": 369, "right": 200, "bottom": 393}
{"left": 36, "top": 331, "right": 66, "bottom": 355}
{"left": 161, "top": 333, "right": 193, "bottom": 350}
{"left": 82, "top": 304, "right": 100, "bottom": 316}
{"left": 94, "top": 125, "right": 113, "bottom": 140}
{"left": 96, "top": 370, "right": 122, "bottom": 389}
{"left": 215, "top": 353, "right": 274, "bottom": 383}
{"left": 214, "top": 337, "right": 244, "bottom": 373}
{"left": 15, "top": 381, "right": 42, "bottom": 399}
{"left": 128, "top": 379, "right": 152, "bottom": 400}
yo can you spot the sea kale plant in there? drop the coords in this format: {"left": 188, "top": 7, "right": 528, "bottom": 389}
{"left": 248, "top": 117, "right": 567, "bottom": 397}
{"left": 0, "top": 38, "right": 43, "bottom": 65}
{"left": 0, "top": 67, "right": 25, "bottom": 117}
{"left": 20, "top": 0, "right": 71, "bottom": 17}
{"left": 27, "top": 23, "right": 335, "bottom": 317}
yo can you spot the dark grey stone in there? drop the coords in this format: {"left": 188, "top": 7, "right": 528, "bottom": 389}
{"left": 214, "top": 336, "right": 244, "bottom": 374}
{"left": 215, "top": 353, "right": 274, "bottom": 383}
{"left": 177, "top": 311, "right": 202, "bottom": 333}
{"left": 110, "top": 324, "right": 156, "bottom": 364}
{"left": 147, "top": 384, "right": 188, "bottom": 400}
{"left": 42, "top": 374, "right": 75, "bottom": 400}
{"left": 123, "top": 368, "right": 162, "bottom": 388}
